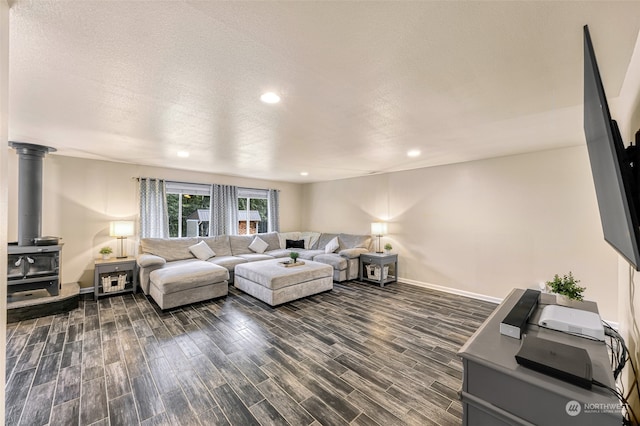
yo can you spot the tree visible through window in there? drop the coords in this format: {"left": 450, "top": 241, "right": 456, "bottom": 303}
{"left": 164, "top": 183, "right": 272, "bottom": 237}
{"left": 166, "top": 182, "right": 211, "bottom": 238}
{"left": 238, "top": 188, "right": 269, "bottom": 235}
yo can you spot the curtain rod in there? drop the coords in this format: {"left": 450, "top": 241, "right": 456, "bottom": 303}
{"left": 132, "top": 177, "right": 277, "bottom": 192}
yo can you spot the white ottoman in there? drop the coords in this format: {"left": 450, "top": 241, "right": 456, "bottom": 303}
{"left": 149, "top": 261, "right": 229, "bottom": 309}
{"left": 234, "top": 259, "right": 333, "bottom": 306}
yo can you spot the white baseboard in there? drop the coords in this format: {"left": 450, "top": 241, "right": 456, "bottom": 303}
{"left": 399, "top": 277, "right": 619, "bottom": 329}
{"left": 79, "top": 286, "right": 94, "bottom": 294}
{"left": 399, "top": 277, "right": 503, "bottom": 304}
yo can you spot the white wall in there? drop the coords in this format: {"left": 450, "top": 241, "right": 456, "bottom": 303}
{"left": 6, "top": 136, "right": 621, "bottom": 320}
{"left": 7, "top": 154, "right": 304, "bottom": 289}
{"left": 302, "top": 146, "right": 620, "bottom": 321}
{"left": 1, "top": 0, "right": 9, "bottom": 418}
{"left": 614, "top": 27, "right": 640, "bottom": 417}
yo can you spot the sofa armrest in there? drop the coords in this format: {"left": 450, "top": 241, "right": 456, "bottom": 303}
{"left": 137, "top": 253, "right": 166, "bottom": 268}
{"left": 339, "top": 248, "right": 368, "bottom": 259}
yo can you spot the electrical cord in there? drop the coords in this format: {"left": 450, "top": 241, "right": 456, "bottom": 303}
{"left": 599, "top": 320, "right": 639, "bottom": 425}
{"left": 592, "top": 379, "right": 637, "bottom": 425}
{"left": 603, "top": 322, "right": 628, "bottom": 380}
{"left": 523, "top": 303, "right": 638, "bottom": 424}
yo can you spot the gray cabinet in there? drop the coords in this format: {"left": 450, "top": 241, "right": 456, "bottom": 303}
{"left": 94, "top": 257, "right": 138, "bottom": 300}
{"left": 359, "top": 252, "right": 398, "bottom": 287}
{"left": 458, "top": 288, "right": 621, "bottom": 425}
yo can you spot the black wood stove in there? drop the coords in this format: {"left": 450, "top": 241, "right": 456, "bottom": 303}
{"left": 7, "top": 142, "right": 62, "bottom": 297}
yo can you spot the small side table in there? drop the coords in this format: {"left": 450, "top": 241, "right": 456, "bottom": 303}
{"left": 94, "top": 257, "right": 138, "bottom": 300}
{"left": 359, "top": 252, "right": 398, "bottom": 287}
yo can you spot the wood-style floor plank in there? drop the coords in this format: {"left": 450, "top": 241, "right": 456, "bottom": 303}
{"left": 4, "top": 280, "right": 495, "bottom": 425}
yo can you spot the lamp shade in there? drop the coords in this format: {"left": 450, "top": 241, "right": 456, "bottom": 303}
{"left": 110, "top": 221, "right": 135, "bottom": 237}
{"left": 371, "top": 222, "right": 387, "bottom": 236}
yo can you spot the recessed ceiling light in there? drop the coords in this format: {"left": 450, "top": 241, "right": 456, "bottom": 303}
{"left": 177, "top": 151, "right": 189, "bottom": 158}
{"left": 407, "top": 149, "right": 421, "bottom": 158}
{"left": 300, "top": 172, "right": 309, "bottom": 176}
{"left": 260, "top": 92, "right": 281, "bottom": 104}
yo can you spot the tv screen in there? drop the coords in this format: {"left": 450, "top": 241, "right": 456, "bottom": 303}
{"left": 583, "top": 25, "right": 640, "bottom": 270}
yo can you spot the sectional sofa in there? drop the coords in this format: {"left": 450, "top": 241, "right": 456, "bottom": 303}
{"left": 136, "top": 231, "right": 372, "bottom": 309}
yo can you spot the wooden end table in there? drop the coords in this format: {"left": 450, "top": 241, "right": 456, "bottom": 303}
{"left": 94, "top": 257, "right": 138, "bottom": 300}
{"left": 359, "top": 252, "right": 398, "bottom": 287}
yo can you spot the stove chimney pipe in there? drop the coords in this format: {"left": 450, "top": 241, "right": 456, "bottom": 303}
{"left": 9, "top": 142, "right": 56, "bottom": 246}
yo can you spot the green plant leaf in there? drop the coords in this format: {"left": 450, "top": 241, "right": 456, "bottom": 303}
{"left": 545, "top": 271, "right": 585, "bottom": 301}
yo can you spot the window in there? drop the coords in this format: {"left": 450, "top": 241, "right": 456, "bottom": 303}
{"left": 237, "top": 188, "right": 269, "bottom": 235}
{"left": 166, "top": 182, "right": 211, "bottom": 238}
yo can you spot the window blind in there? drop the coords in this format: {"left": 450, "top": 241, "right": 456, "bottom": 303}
{"left": 238, "top": 187, "right": 268, "bottom": 199}
{"left": 165, "top": 181, "right": 211, "bottom": 196}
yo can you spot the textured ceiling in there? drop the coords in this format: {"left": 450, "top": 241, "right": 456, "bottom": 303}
{"left": 7, "top": 1, "right": 640, "bottom": 183}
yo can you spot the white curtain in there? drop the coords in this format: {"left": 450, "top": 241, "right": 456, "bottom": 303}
{"left": 139, "top": 178, "right": 169, "bottom": 238}
{"left": 210, "top": 184, "right": 238, "bottom": 236}
{"left": 268, "top": 189, "right": 280, "bottom": 232}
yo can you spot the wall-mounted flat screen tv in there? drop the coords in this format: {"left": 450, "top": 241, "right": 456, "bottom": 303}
{"left": 583, "top": 25, "right": 640, "bottom": 270}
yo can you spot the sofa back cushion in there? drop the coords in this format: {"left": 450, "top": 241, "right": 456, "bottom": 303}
{"left": 278, "top": 232, "right": 301, "bottom": 249}
{"left": 230, "top": 232, "right": 281, "bottom": 255}
{"left": 229, "top": 235, "right": 254, "bottom": 255}
{"left": 140, "top": 237, "right": 199, "bottom": 262}
{"left": 338, "top": 233, "right": 372, "bottom": 251}
{"left": 313, "top": 233, "right": 340, "bottom": 250}
{"left": 300, "top": 231, "right": 321, "bottom": 249}
{"left": 257, "top": 232, "right": 281, "bottom": 251}
{"left": 200, "top": 235, "right": 232, "bottom": 257}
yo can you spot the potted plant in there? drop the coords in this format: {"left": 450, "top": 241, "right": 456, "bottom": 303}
{"left": 289, "top": 251, "right": 299, "bottom": 264}
{"left": 545, "top": 271, "right": 585, "bottom": 302}
{"left": 99, "top": 246, "right": 113, "bottom": 260}
{"left": 384, "top": 243, "right": 393, "bottom": 253}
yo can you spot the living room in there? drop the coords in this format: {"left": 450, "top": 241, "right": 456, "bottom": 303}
{"left": 5, "top": 144, "right": 620, "bottom": 320}
{"left": 2, "top": 1, "right": 640, "bottom": 425}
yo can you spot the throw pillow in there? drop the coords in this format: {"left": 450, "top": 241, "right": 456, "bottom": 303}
{"left": 302, "top": 236, "right": 311, "bottom": 249}
{"left": 249, "top": 236, "right": 269, "bottom": 254}
{"left": 286, "top": 239, "right": 305, "bottom": 249}
{"left": 325, "top": 236, "right": 340, "bottom": 253}
{"left": 189, "top": 240, "right": 216, "bottom": 261}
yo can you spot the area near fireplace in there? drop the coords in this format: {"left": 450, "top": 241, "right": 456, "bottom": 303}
{"left": 7, "top": 142, "right": 79, "bottom": 322}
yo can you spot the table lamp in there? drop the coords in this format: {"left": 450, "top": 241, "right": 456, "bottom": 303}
{"left": 371, "top": 222, "right": 387, "bottom": 254}
{"left": 110, "top": 221, "right": 135, "bottom": 258}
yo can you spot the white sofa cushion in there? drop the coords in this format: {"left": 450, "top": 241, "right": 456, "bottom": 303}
{"left": 296, "top": 249, "right": 324, "bottom": 260}
{"left": 338, "top": 233, "right": 372, "bottom": 250}
{"left": 325, "top": 237, "right": 340, "bottom": 253}
{"left": 149, "top": 261, "right": 228, "bottom": 294}
{"left": 137, "top": 253, "right": 166, "bottom": 267}
{"left": 249, "top": 236, "right": 269, "bottom": 253}
{"left": 207, "top": 255, "right": 248, "bottom": 270}
{"left": 313, "top": 253, "right": 348, "bottom": 271}
{"left": 301, "top": 231, "right": 321, "bottom": 249}
{"left": 266, "top": 249, "right": 292, "bottom": 258}
{"left": 236, "top": 253, "right": 274, "bottom": 262}
{"left": 200, "top": 235, "right": 232, "bottom": 256}
{"left": 141, "top": 237, "right": 199, "bottom": 262}
{"left": 338, "top": 248, "right": 369, "bottom": 259}
{"left": 189, "top": 240, "right": 216, "bottom": 261}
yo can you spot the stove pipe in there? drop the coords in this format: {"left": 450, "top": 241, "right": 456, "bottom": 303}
{"left": 9, "top": 142, "right": 56, "bottom": 246}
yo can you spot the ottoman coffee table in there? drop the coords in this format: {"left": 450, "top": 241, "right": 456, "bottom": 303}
{"left": 234, "top": 258, "right": 333, "bottom": 306}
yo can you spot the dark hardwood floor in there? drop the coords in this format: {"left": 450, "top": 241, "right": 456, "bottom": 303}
{"left": 5, "top": 280, "right": 496, "bottom": 426}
